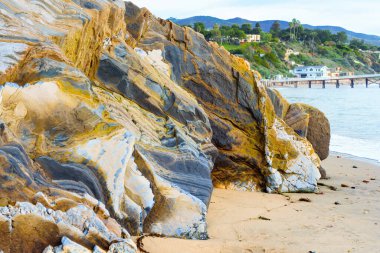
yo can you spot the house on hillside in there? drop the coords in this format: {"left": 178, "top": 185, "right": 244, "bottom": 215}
{"left": 328, "top": 67, "right": 341, "bottom": 77}
{"left": 284, "top": 49, "right": 300, "bottom": 61}
{"left": 340, "top": 71, "right": 355, "bottom": 77}
{"left": 292, "top": 66, "right": 329, "bottom": 78}
{"left": 240, "top": 34, "right": 261, "bottom": 44}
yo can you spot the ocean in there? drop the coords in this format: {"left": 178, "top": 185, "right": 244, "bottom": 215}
{"left": 276, "top": 84, "right": 380, "bottom": 163}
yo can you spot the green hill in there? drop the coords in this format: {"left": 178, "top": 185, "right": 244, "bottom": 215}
{"left": 169, "top": 16, "right": 380, "bottom": 46}
{"left": 181, "top": 21, "right": 380, "bottom": 78}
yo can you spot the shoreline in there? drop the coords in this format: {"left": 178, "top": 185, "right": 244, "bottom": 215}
{"left": 137, "top": 155, "right": 380, "bottom": 253}
{"left": 330, "top": 151, "right": 380, "bottom": 166}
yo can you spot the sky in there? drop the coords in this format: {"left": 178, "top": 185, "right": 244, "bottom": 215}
{"left": 131, "top": 0, "right": 380, "bottom": 36}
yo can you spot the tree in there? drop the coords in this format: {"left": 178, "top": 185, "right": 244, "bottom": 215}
{"left": 289, "top": 20, "right": 295, "bottom": 40}
{"left": 270, "top": 21, "right": 281, "bottom": 38}
{"left": 309, "top": 31, "right": 318, "bottom": 53}
{"left": 241, "top": 23, "right": 252, "bottom": 34}
{"left": 289, "top": 18, "right": 302, "bottom": 41}
{"left": 294, "top": 19, "right": 302, "bottom": 40}
{"left": 253, "top": 22, "right": 262, "bottom": 35}
{"left": 261, "top": 32, "right": 272, "bottom": 42}
{"left": 193, "top": 22, "right": 206, "bottom": 34}
{"left": 350, "top": 39, "right": 369, "bottom": 50}
{"left": 210, "top": 24, "right": 222, "bottom": 42}
{"left": 334, "top": 31, "right": 348, "bottom": 45}
{"left": 316, "top": 30, "right": 333, "bottom": 43}
{"left": 231, "top": 24, "right": 240, "bottom": 30}
{"left": 231, "top": 29, "right": 246, "bottom": 39}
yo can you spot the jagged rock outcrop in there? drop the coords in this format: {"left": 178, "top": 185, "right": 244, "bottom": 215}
{"left": 124, "top": 2, "right": 322, "bottom": 192}
{"left": 0, "top": 201, "right": 136, "bottom": 253}
{"left": 0, "top": 0, "right": 328, "bottom": 251}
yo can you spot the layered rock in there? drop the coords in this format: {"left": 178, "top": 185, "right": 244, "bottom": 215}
{"left": 124, "top": 2, "right": 322, "bottom": 192}
{"left": 0, "top": 0, "right": 328, "bottom": 251}
{"left": 0, "top": 0, "right": 216, "bottom": 246}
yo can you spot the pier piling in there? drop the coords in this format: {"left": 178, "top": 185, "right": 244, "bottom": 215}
{"left": 366, "top": 78, "right": 369, "bottom": 88}
{"left": 336, "top": 79, "right": 340, "bottom": 88}
{"left": 322, "top": 80, "right": 326, "bottom": 89}
{"left": 308, "top": 81, "right": 312, "bottom": 88}
{"left": 350, "top": 79, "right": 354, "bottom": 88}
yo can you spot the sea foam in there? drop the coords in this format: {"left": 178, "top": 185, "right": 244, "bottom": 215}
{"left": 331, "top": 134, "right": 380, "bottom": 162}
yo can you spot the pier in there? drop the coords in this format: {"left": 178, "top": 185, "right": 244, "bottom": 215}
{"left": 262, "top": 74, "right": 380, "bottom": 88}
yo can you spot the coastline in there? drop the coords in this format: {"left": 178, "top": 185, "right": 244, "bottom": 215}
{"left": 274, "top": 86, "right": 380, "bottom": 164}
{"left": 137, "top": 155, "right": 380, "bottom": 253}
{"left": 330, "top": 151, "right": 380, "bottom": 166}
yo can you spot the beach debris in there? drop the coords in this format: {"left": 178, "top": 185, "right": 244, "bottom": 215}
{"left": 299, "top": 197, "right": 312, "bottom": 202}
{"left": 315, "top": 192, "right": 324, "bottom": 195}
{"left": 258, "top": 216, "right": 271, "bottom": 221}
{"left": 363, "top": 180, "right": 370, "bottom": 184}
{"left": 353, "top": 165, "right": 358, "bottom": 168}
{"left": 137, "top": 235, "right": 149, "bottom": 253}
{"left": 370, "top": 178, "right": 376, "bottom": 181}
{"left": 341, "top": 184, "right": 349, "bottom": 188}
{"left": 351, "top": 186, "right": 356, "bottom": 189}
{"left": 337, "top": 156, "right": 341, "bottom": 158}
{"left": 334, "top": 201, "right": 341, "bottom": 205}
{"left": 279, "top": 193, "right": 291, "bottom": 201}
{"left": 318, "top": 182, "right": 337, "bottom": 191}
{"left": 308, "top": 251, "right": 317, "bottom": 253}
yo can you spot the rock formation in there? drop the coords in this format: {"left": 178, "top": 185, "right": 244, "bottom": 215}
{"left": 0, "top": 0, "right": 329, "bottom": 251}
{"left": 299, "top": 104, "right": 331, "bottom": 160}
{"left": 267, "top": 90, "right": 331, "bottom": 160}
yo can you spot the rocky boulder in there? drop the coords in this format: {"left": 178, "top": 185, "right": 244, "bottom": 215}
{"left": 300, "top": 104, "right": 331, "bottom": 160}
{"left": 284, "top": 103, "right": 331, "bottom": 160}
{"left": 267, "top": 90, "right": 331, "bottom": 160}
{"left": 285, "top": 103, "right": 310, "bottom": 138}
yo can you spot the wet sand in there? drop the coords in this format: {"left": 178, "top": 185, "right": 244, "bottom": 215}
{"left": 137, "top": 155, "right": 380, "bottom": 253}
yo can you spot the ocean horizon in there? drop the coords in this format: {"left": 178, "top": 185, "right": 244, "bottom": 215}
{"left": 276, "top": 84, "right": 380, "bottom": 163}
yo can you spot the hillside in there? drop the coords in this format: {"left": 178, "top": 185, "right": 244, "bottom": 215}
{"left": 179, "top": 19, "right": 380, "bottom": 78}
{"left": 223, "top": 41, "right": 380, "bottom": 78}
{"left": 169, "top": 16, "right": 380, "bottom": 46}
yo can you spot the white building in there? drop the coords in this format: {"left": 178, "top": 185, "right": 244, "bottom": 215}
{"left": 292, "top": 66, "right": 329, "bottom": 78}
{"left": 240, "top": 34, "right": 261, "bottom": 43}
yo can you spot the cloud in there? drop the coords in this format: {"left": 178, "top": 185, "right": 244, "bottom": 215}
{"left": 131, "top": 0, "right": 380, "bottom": 35}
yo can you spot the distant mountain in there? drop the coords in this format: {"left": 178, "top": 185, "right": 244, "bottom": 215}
{"left": 168, "top": 16, "right": 380, "bottom": 46}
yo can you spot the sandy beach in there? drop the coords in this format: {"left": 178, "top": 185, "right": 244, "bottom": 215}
{"left": 137, "top": 155, "right": 380, "bottom": 253}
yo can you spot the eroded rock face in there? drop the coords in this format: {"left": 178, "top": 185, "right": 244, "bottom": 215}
{"left": 0, "top": 0, "right": 327, "bottom": 251}
{"left": 123, "top": 2, "right": 321, "bottom": 192}
{"left": 0, "top": 0, "right": 216, "bottom": 246}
